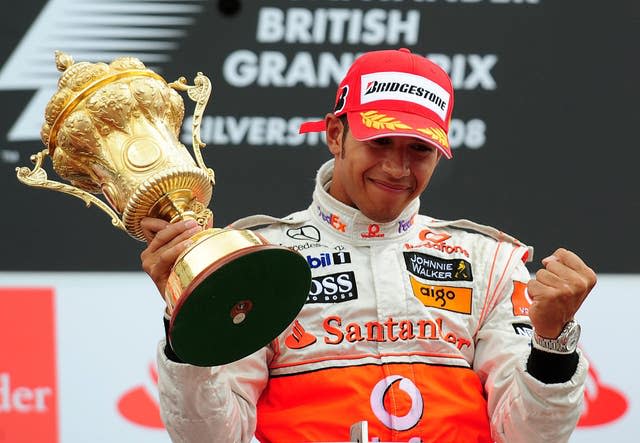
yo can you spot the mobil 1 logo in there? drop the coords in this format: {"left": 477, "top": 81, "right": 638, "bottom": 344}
{"left": 307, "top": 271, "right": 358, "bottom": 304}
{"left": 306, "top": 251, "right": 351, "bottom": 269}
{"left": 404, "top": 252, "right": 473, "bottom": 282}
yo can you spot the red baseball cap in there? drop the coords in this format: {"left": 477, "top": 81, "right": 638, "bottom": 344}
{"left": 299, "top": 48, "right": 454, "bottom": 159}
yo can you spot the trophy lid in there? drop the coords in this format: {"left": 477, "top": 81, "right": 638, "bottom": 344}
{"left": 41, "top": 51, "right": 166, "bottom": 154}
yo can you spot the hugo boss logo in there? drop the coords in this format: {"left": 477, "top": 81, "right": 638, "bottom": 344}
{"left": 307, "top": 271, "right": 358, "bottom": 304}
{"left": 403, "top": 252, "right": 473, "bottom": 282}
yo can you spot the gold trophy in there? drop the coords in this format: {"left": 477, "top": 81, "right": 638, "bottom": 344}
{"left": 16, "top": 52, "right": 311, "bottom": 366}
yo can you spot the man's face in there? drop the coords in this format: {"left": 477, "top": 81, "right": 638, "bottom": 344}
{"left": 325, "top": 114, "right": 442, "bottom": 223}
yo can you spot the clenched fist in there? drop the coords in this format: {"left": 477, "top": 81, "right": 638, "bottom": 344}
{"left": 527, "top": 248, "right": 597, "bottom": 339}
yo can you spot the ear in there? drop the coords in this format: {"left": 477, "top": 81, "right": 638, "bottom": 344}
{"left": 325, "top": 113, "right": 345, "bottom": 157}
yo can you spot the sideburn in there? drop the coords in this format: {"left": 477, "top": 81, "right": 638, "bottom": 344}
{"left": 339, "top": 115, "right": 349, "bottom": 159}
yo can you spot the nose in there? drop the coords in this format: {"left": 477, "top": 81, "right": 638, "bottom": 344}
{"left": 381, "top": 147, "right": 410, "bottom": 178}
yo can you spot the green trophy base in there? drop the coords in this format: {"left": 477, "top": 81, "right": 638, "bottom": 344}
{"left": 168, "top": 246, "right": 311, "bottom": 366}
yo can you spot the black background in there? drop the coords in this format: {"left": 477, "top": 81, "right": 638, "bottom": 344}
{"left": 1, "top": 0, "right": 637, "bottom": 272}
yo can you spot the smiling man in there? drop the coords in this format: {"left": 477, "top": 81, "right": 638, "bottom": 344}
{"left": 140, "top": 48, "right": 596, "bottom": 443}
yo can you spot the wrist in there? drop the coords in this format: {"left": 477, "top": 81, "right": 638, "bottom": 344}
{"left": 532, "top": 320, "right": 581, "bottom": 355}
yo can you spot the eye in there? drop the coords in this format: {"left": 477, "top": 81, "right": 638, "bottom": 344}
{"left": 411, "top": 143, "right": 436, "bottom": 154}
{"left": 370, "top": 137, "right": 393, "bottom": 147}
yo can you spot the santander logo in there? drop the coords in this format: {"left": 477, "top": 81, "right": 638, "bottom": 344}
{"left": 117, "top": 363, "right": 164, "bottom": 429}
{"left": 578, "top": 357, "right": 629, "bottom": 427}
{"left": 285, "top": 320, "right": 317, "bottom": 350}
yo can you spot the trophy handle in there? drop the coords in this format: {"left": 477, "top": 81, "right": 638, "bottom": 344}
{"left": 15, "top": 149, "right": 127, "bottom": 231}
{"left": 168, "top": 73, "right": 215, "bottom": 186}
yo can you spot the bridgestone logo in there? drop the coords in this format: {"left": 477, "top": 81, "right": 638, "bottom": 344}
{"left": 360, "top": 71, "right": 450, "bottom": 120}
{"left": 365, "top": 81, "right": 446, "bottom": 111}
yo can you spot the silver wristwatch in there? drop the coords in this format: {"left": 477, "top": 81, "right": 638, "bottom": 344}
{"left": 532, "top": 320, "right": 581, "bottom": 354}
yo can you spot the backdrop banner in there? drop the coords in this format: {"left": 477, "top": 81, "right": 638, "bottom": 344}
{"left": 0, "top": 272, "right": 636, "bottom": 443}
{"left": 0, "top": 0, "right": 637, "bottom": 272}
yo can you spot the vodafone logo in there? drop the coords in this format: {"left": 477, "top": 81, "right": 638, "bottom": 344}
{"left": 361, "top": 223, "right": 384, "bottom": 239}
{"left": 117, "top": 363, "right": 163, "bottom": 429}
{"left": 405, "top": 229, "right": 470, "bottom": 257}
{"left": 370, "top": 375, "right": 423, "bottom": 431}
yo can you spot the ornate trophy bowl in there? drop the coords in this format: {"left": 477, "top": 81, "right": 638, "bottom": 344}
{"left": 17, "top": 52, "right": 311, "bottom": 366}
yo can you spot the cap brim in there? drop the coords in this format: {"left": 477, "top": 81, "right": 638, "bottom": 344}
{"left": 347, "top": 110, "right": 452, "bottom": 159}
{"left": 299, "top": 119, "right": 326, "bottom": 134}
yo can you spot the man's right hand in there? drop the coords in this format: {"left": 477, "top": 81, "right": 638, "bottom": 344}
{"left": 140, "top": 218, "right": 203, "bottom": 296}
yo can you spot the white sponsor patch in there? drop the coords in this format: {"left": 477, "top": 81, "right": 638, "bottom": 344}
{"left": 360, "top": 71, "right": 450, "bottom": 121}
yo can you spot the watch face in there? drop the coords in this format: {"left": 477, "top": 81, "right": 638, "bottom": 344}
{"left": 562, "top": 321, "right": 581, "bottom": 351}
{"left": 567, "top": 334, "right": 579, "bottom": 349}
{"left": 567, "top": 323, "right": 580, "bottom": 349}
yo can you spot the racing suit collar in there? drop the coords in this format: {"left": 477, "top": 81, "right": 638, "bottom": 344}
{"left": 310, "top": 159, "right": 420, "bottom": 242}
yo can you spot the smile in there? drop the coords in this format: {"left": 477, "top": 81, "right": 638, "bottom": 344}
{"left": 370, "top": 179, "right": 411, "bottom": 193}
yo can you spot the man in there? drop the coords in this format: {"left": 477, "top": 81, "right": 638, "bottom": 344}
{"left": 140, "top": 48, "right": 596, "bottom": 442}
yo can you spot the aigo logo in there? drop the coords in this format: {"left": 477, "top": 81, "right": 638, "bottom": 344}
{"left": 370, "top": 375, "right": 423, "bottom": 432}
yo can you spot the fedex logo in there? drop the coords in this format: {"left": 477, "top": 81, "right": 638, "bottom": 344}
{"left": 306, "top": 251, "right": 351, "bottom": 269}
{"left": 317, "top": 206, "right": 347, "bottom": 232}
{"left": 398, "top": 215, "right": 415, "bottom": 233}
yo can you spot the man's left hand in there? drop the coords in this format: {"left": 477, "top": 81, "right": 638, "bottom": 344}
{"left": 527, "top": 248, "right": 597, "bottom": 339}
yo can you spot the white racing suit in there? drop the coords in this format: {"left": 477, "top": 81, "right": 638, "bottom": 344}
{"left": 157, "top": 160, "right": 587, "bottom": 443}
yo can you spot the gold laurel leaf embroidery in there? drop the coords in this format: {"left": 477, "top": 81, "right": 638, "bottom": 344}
{"left": 417, "top": 127, "right": 449, "bottom": 148}
{"left": 360, "top": 111, "right": 412, "bottom": 131}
